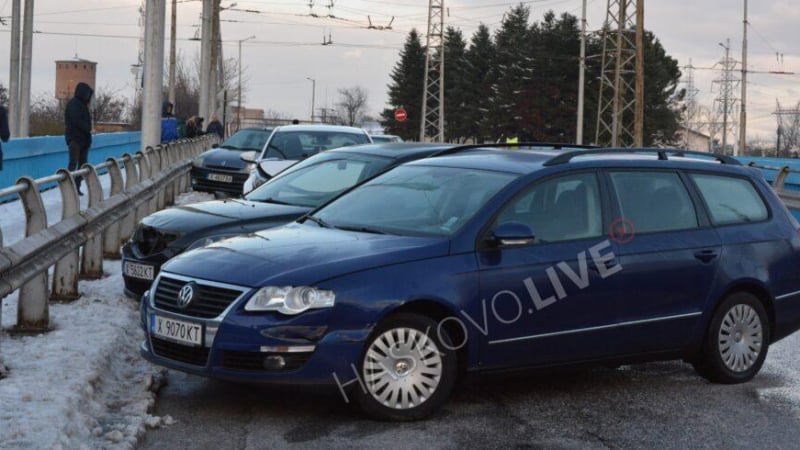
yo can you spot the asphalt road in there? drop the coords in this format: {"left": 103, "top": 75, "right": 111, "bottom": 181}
{"left": 140, "top": 332, "right": 800, "bottom": 449}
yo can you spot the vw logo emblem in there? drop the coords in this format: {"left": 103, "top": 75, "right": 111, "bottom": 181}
{"left": 177, "top": 283, "right": 196, "bottom": 309}
{"left": 220, "top": 161, "right": 227, "bottom": 167}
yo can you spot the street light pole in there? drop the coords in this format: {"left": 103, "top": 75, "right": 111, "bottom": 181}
{"left": 307, "top": 77, "right": 316, "bottom": 123}
{"left": 237, "top": 35, "right": 255, "bottom": 132}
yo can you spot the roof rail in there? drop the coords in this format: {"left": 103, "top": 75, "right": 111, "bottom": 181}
{"left": 430, "top": 141, "right": 599, "bottom": 158}
{"left": 542, "top": 148, "right": 741, "bottom": 166}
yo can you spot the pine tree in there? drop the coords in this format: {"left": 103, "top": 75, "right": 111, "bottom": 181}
{"left": 443, "top": 27, "right": 468, "bottom": 142}
{"left": 463, "top": 25, "right": 495, "bottom": 142}
{"left": 381, "top": 29, "right": 426, "bottom": 140}
{"left": 488, "top": 5, "right": 535, "bottom": 140}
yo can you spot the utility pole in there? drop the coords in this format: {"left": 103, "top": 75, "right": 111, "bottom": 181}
{"left": 237, "top": 35, "right": 255, "bottom": 132}
{"left": 307, "top": 77, "right": 316, "bottom": 123}
{"left": 420, "top": 0, "right": 445, "bottom": 142}
{"left": 9, "top": 0, "right": 21, "bottom": 137}
{"left": 576, "top": 0, "right": 587, "bottom": 144}
{"left": 595, "top": 0, "right": 642, "bottom": 147}
{"left": 168, "top": 0, "right": 177, "bottom": 109}
{"left": 738, "top": 0, "right": 748, "bottom": 156}
{"left": 142, "top": 0, "right": 166, "bottom": 149}
{"left": 19, "top": 0, "right": 34, "bottom": 137}
{"left": 681, "top": 60, "right": 699, "bottom": 149}
{"left": 634, "top": 0, "right": 644, "bottom": 146}
{"left": 712, "top": 39, "right": 739, "bottom": 154}
{"left": 199, "top": 0, "right": 213, "bottom": 122}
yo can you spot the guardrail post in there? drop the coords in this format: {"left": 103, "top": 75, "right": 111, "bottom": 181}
{"left": 155, "top": 145, "right": 167, "bottom": 210}
{"left": 163, "top": 144, "right": 176, "bottom": 206}
{"left": 774, "top": 166, "right": 790, "bottom": 190}
{"left": 134, "top": 150, "right": 151, "bottom": 223}
{"left": 120, "top": 153, "right": 140, "bottom": 242}
{"left": 16, "top": 176, "right": 50, "bottom": 331}
{"left": 103, "top": 158, "right": 124, "bottom": 258}
{"left": 50, "top": 169, "right": 82, "bottom": 302}
{"left": 80, "top": 164, "right": 104, "bottom": 279}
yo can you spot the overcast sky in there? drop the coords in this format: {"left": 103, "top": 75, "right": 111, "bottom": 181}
{"left": 0, "top": 0, "right": 798, "bottom": 142}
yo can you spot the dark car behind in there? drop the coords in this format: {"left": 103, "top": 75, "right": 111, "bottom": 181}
{"left": 190, "top": 127, "right": 272, "bottom": 195}
{"left": 122, "top": 142, "right": 454, "bottom": 297}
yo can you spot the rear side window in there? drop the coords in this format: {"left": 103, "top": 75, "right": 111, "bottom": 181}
{"left": 690, "top": 174, "right": 768, "bottom": 225}
{"left": 609, "top": 171, "right": 698, "bottom": 233}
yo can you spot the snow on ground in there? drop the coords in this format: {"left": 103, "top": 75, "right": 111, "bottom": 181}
{"left": 0, "top": 189, "right": 212, "bottom": 449}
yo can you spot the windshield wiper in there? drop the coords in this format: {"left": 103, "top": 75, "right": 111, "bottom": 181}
{"left": 257, "top": 197, "right": 294, "bottom": 206}
{"left": 304, "top": 215, "right": 332, "bottom": 228}
{"left": 334, "top": 225, "right": 393, "bottom": 235}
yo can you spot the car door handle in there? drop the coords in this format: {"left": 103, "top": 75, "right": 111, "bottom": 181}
{"left": 694, "top": 249, "right": 718, "bottom": 263}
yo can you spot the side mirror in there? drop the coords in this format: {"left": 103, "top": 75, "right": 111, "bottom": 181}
{"left": 240, "top": 151, "right": 258, "bottom": 163}
{"left": 490, "top": 222, "right": 535, "bottom": 247}
{"left": 212, "top": 143, "right": 219, "bottom": 148}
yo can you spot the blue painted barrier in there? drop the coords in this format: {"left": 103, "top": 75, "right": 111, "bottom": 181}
{"left": 0, "top": 132, "right": 141, "bottom": 191}
{"left": 736, "top": 156, "right": 800, "bottom": 221}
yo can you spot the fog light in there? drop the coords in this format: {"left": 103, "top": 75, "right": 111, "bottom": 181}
{"left": 263, "top": 355, "right": 286, "bottom": 370}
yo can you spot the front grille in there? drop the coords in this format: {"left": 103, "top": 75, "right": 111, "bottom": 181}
{"left": 133, "top": 225, "right": 180, "bottom": 256}
{"left": 153, "top": 276, "right": 245, "bottom": 319}
{"left": 219, "top": 350, "right": 312, "bottom": 372}
{"left": 151, "top": 337, "right": 210, "bottom": 366}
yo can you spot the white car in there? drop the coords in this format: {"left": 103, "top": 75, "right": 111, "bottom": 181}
{"left": 242, "top": 124, "right": 373, "bottom": 194}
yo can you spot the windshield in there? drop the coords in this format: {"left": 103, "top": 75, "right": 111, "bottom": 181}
{"left": 312, "top": 165, "right": 518, "bottom": 237}
{"left": 262, "top": 130, "right": 371, "bottom": 160}
{"left": 219, "top": 129, "right": 272, "bottom": 151}
{"left": 245, "top": 153, "right": 392, "bottom": 207}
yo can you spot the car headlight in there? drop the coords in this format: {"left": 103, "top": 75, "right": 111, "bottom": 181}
{"left": 191, "top": 156, "right": 205, "bottom": 167}
{"left": 185, "top": 233, "right": 238, "bottom": 251}
{"left": 245, "top": 286, "right": 336, "bottom": 315}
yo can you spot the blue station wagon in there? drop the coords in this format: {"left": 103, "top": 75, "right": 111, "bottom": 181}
{"left": 140, "top": 148, "right": 800, "bottom": 420}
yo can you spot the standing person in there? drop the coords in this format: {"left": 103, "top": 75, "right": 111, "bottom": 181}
{"left": 195, "top": 117, "right": 205, "bottom": 136}
{"left": 64, "top": 82, "right": 94, "bottom": 195}
{"left": 161, "top": 101, "right": 179, "bottom": 143}
{"left": 0, "top": 103, "right": 9, "bottom": 170}
{"left": 205, "top": 113, "right": 224, "bottom": 139}
{"left": 186, "top": 117, "right": 197, "bottom": 138}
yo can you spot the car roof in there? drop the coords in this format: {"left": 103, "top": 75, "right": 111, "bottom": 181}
{"left": 271, "top": 124, "right": 368, "bottom": 134}
{"left": 404, "top": 147, "right": 753, "bottom": 177}
{"left": 238, "top": 127, "right": 273, "bottom": 132}
{"left": 327, "top": 142, "right": 455, "bottom": 159}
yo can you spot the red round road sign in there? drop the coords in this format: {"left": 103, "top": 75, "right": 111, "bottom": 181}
{"left": 394, "top": 108, "right": 407, "bottom": 122}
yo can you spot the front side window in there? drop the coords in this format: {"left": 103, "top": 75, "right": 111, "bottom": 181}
{"left": 690, "top": 174, "right": 768, "bottom": 225}
{"left": 264, "top": 131, "right": 370, "bottom": 160}
{"left": 246, "top": 155, "right": 391, "bottom": 207}
{"left": 313, "top": 165, "right": 518, "bottom": 237}
{"left": 609, "top": 171, "right": 698, "bottom": 233}
{"left": 495, "top": 172, "right": 603, "bottom": 243}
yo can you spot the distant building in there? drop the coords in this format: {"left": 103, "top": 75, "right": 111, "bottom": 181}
{"left": 55, "top": 56, "right": 97, "bottom": 101}
{"left": 675, "top": 127, "right": 712, "bottom": 152}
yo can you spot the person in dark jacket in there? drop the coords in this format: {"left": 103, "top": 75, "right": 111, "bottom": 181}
{"left": 205, "top": 113, "right": 224, "bottom": 139}
{"left": 64, "top": 82, "right": 94, "bottom": 195}
{"left": 186, "top": 116, "right": 197, "bottom": 138}
{"left": 195, "top": 117, "right": 205, "bottom": 136}
{"left": 0, "top": 105, "right": 9, "bottom": 171}
{"left": 161, "top": 101, "right": 179, "bottom": 143}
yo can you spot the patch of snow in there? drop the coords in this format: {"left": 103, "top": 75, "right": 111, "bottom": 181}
{"left": 0, "top": 189, "right": 210, "bottom": 448}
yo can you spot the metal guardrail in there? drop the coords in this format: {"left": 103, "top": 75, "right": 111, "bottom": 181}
{"left": 746, "top": 162, "right": 800, "bottom": 211}
{"left": 0, "top": 135, "right": 219, "bottom": 333}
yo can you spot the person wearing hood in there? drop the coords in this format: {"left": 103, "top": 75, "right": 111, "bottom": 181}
{"left": 205, "top": 113, "right": 224, "bottom": 139}
{"left": 161, "top": 101, "right": 179, "bottom": 143}
{"left": 64, "top": 82, "right": 94, "bottom": 195}
{"left": 0, "top": 102, "right": 8, "bottom": 170}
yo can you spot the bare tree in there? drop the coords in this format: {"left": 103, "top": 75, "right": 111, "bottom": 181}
{"left": 93, "top": 86, "right": 129, "bottom": 123}
{"left": 336, "top": 86, "right": 368, "bottom": 126}
{"left": 29, "top": 94, "right": 63, "bottom": 136}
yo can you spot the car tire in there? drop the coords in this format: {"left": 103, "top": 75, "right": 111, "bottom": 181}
{"left": 693, "top": 292, "right": 770, "bottom": 384}
{"left": 353, "top": 313, "right": 457, "bottom": 421}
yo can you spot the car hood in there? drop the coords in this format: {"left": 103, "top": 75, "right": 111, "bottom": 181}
{"left": 162, "top": 222, "right": 450, "bottom": 287}
{"left": 142, "top": 199, "right": 311, "bottom": 234}
{"left": 200, "top": 148, "right": 251, "bottom": 170}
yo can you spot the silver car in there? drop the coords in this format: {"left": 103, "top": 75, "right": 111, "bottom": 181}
{"left": 242, "top": 124, "right": 373, "bottom": 193}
